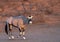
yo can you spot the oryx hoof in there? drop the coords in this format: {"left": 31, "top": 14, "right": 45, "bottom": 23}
{"left": 23, "top": 37, "right": 26, "bottom": 40}
{"left": 8, "top": 37, "right": 11, "bottom": 39}
{"left": 11, "top": 36, "right": 14, "bottom": 39}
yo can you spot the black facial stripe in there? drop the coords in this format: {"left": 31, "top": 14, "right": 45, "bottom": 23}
{"left": 28, "top": 19, "right": 32, "bottom": 24}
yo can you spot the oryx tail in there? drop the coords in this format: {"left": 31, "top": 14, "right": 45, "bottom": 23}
{"left": 5, "top": 22, "right": 10, "bottom": 35}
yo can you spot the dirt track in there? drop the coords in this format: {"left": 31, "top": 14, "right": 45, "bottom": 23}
{"left": 0, "top": 24, "right": 60, "bottom": 42}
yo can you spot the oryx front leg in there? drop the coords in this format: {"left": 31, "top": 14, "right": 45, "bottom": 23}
{"left": 22, "top": 32, "right": 26, "bottom": 39}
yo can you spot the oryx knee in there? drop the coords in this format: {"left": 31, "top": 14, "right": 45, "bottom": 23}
{"left": 23, "top": 32, "right": 25, "bottom": 35}
{"left": 20, "top": 32, "right": 22, "bottom": 35}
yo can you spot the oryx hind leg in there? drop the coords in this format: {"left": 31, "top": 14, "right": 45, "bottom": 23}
{"left": 6, "top": 23, "right": 11, "bottom": 39}
{"left": 9, "top": 24, "right": 14, "bottom": 39}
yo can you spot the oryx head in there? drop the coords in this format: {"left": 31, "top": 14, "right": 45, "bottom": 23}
{"left": 27, "top": 15, "right": 33, "bottom": 24}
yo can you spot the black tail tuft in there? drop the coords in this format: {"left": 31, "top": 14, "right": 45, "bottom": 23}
{"left": 5, "top": 23, "right": 8, "bottom": 34}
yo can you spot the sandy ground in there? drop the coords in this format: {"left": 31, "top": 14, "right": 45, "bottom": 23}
{"left": 0, "top": 24, "right": 60, "bottom": 42}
